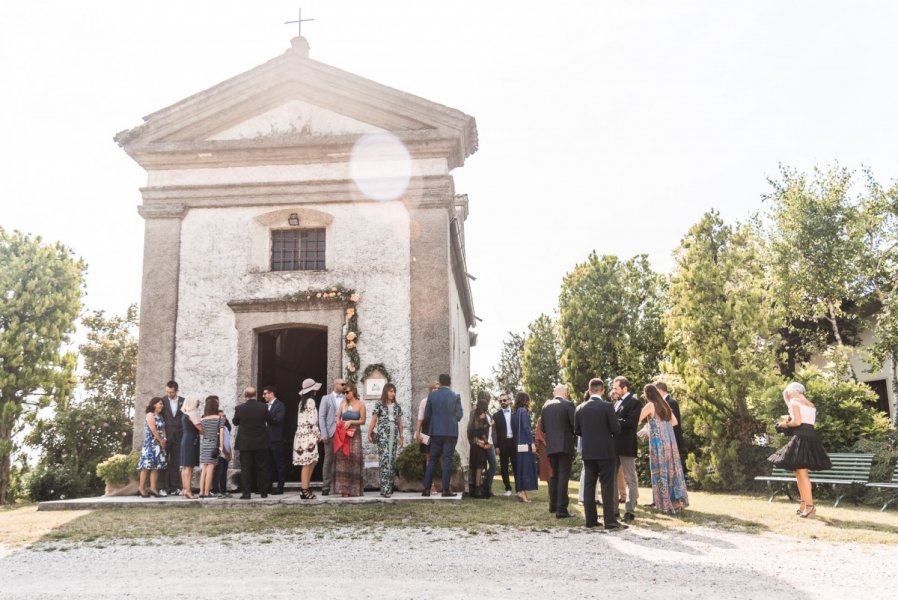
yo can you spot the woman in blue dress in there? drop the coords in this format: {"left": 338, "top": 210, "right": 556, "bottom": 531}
{"left": 179, "top": 395, "right": 203, "bottom": 499}
{"left": 511, "top": 392, "right": 538, "bottom": 502}
{"left": 137, "top": 397, "right": 168, "bottom": 497}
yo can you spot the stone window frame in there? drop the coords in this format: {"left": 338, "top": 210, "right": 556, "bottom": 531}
{"left": 250, "top": 208, "right": 334, "bottom": 273}
{"left": 270, "top": 227, "right": 327, "bottom": 271}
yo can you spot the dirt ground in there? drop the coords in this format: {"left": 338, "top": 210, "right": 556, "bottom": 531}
{"left": 1, "top": 524, "right": 895, "bottom": 599}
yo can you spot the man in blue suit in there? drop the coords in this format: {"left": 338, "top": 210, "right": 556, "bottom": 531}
{"left": 575, "top": 378, "right": 625, "bottom": 530}
{"left": 422, "top": 373, "right": 464, "bottom": 497}
{"left": 262, "top": 386, "right": 286, "bottom": 495}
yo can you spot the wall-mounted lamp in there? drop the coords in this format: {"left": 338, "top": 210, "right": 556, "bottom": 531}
{"left": 287, "top": 213, "right": 300, "bottom": 227}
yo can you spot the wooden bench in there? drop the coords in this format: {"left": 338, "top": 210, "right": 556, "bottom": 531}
{"left": 755, "top": 453, "right": 875, "bottom": 507}
{"left": 866, "top": 463, "right": 898, "bottom": 512}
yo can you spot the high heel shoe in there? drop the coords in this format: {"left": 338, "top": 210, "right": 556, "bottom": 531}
{"left": 799, "top": 505, "right": 816, "bottom": 518}
{"left": 796, "top": 502, "right": 805, "bottom": 515}
{"left": 300, "top": 488, "right": 316, "bottom": 500}
{"left": 148, "top": 490, "right": 159, "bottom": 498}
{"left": 138, "top": 490, "right": 149, "bottom": 498}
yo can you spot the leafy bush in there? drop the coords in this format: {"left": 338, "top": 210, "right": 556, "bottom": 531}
{"left": 396, "top": 443, "right": 460, "bottom": 480}
{"left": 851, "top": 432, "right": 898, "bottom": 505}
{"left": 27, "top": 463, "right": 79, "bottom": 501}
{"left": 570, "top": 453, "right": 582, "bottom": 481}
{"left": 96, "top": 452, "right": 140, "bottom": 485}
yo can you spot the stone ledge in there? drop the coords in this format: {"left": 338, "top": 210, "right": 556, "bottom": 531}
{"left": 37, "top": 491, "right": 461, "bottom": 511}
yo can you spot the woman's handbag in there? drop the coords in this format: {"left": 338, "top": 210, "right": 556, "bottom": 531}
{"left": 515, "top": 410, "right": 529, "bottom": 452}
{"left": 210, "top": 417, "right": 222, "bottom": 459}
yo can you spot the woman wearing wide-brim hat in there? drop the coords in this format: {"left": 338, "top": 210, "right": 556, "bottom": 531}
{"left": 293, "top": 377, "right": 322, "bottom": 500}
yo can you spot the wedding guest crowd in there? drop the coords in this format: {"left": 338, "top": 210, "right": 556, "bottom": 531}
{"left": 138, "top": 370, "right": 704, "bottom": 527}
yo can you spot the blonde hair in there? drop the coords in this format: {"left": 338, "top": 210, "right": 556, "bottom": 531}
{"left": 183, "top": 394, "right": 202, "bottom": 424}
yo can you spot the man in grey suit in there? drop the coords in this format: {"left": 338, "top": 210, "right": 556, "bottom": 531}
{"left": 422, "top": 373, "right": 464, "bottom": 497}
{"left": 575, "top": 378, "right": 626, "bottom": 530}
{"left": 317, "top": 378, "right": 344, "bottom": 496}
{"left": 540, "top": 384, "right": 576, "bottom": 518}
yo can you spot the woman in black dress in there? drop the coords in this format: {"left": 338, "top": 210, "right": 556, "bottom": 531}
{"left": 467, "top": 393, "right": 492, "bottom": 498}
{"left": 767, "top": 382, "right": 831, "bottom": 518}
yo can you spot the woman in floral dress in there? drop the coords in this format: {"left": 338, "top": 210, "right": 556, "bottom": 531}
{"left": 137, "top": 397, "right": 167, "bottom": 497}
{"left": 368, "top": 383, "right": 404, "bottom": 497}
{"left": 293, "top": 379, "right": 322, "bottom": 500}
{"left": 639, "top": 384, "right": 689, "bottom": 514}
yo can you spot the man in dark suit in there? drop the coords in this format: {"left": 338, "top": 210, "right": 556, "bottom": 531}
{"left": 575, "top": 378, "right": 625, "bottom": 530}
{"left": 491, "top": 393, "right": 516, "bottom": 496}
{"left": 541, "top": 384, "right": 576, "bottom": 518}
{"left": 233, "top": 386, "right": 273, "bottom": 499}
{"left": 160, "top": 380, "right": 184, "bottom": 496}
{"left": 422, "top": 373, "right": 464, "bottom": 497}
{"left": 612, "top": 375, "right": 641, "bottom": 522}
{"left": 655, "top": 381, "right": 686, "bottom": 472}
{"left": 261, "top": 385, "right": 287, "bottom": 495}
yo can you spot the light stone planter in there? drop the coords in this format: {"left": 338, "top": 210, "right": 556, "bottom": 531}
{"left": 104, "top": 478, "right": 140, "bottom": 497}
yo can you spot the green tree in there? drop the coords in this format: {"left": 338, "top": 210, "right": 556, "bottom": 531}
{"left": 27, "top": 305, "right": 138, "bottom": 499}
{"left": 558, "top": 252, "right": 666, "bottom": 395}
{"left": 469, "top": 373, "right": 498, "bottom": 412}
{"left": 765, "top": 165, "right": 876, "bottom": 378}
{"left": 492, "top": 331, "right": 525, "bottom": 396}
{"left": 521, "top": 314, "right": 562, "bottom": 418}
{"left": 0, "top": 228, "right": 84, "bottom": 503}
{"left": 866, "top": 174, "right": 898, "bottom": 415}
{"left": 665, "top": 212, "right": 779, "bottom": 490}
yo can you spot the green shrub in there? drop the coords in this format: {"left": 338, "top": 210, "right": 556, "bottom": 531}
{"left": 851, "top": 432, "right": 898, "bottom": 505}
{"left": 570, "top": 453, "right": 582, "bottom": 481}
{"left": 27, "top": 463, "right": 79, "bottom": 501}
{"left": 396, "top": 443, "right": 460, "bottom": 480}
{"left": 96, "top": 452, "right": 140, "bottom": 485}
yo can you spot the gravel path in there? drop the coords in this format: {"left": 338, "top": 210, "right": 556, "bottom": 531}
{"left": 1, "top": 526, "right": 893, "bottom": 598}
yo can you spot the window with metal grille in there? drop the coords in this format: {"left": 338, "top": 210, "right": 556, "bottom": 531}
{"left": 271, "top": 228, "right": 326, "bottom": 271}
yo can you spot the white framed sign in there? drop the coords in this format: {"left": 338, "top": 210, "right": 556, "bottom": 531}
{"left": 365, "top": 376, "right": 387, "bottom": 399}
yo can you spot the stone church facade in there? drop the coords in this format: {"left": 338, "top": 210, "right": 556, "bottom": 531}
{"left": 116, "top": 37, "right": 478, "bottom": 478}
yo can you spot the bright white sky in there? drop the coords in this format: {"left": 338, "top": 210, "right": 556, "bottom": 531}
{"left": 2, "top": 1, "right": 898, "bottom": 378}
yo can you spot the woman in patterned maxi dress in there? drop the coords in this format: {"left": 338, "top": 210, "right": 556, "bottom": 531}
{"left": 368, "top": 383, "right": 404, "bottom": 497}
{"left": 639, "top": 384, "right": 689, "bottom": 514}
{"left": 333, "top": 384, "right": 366, "bottom": 497}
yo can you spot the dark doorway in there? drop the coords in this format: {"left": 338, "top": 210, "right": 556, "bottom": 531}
{"left": 257, "top": 327, "right": 327, "bottom": 483}
{"left": 864, "top": 379, "right": 891, "bottom": 417}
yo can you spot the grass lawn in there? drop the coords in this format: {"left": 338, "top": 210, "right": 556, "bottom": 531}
{"left": 3, "top": 481, "right": 898, "bottom": 547}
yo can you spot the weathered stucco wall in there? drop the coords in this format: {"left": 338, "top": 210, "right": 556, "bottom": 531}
{"left": 449, "top": 263, "right": 472, "bottom": 464}
{"left": 172, "top": 200, "right": 413, "bottom": 433}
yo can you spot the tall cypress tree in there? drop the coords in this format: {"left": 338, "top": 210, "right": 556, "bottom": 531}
{"left": 665, "top": 212, "right": 779, "bottom": 489}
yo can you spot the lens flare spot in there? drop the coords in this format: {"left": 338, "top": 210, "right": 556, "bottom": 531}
{"left": 350, "top": 132, "right": 412, "bottom": 201}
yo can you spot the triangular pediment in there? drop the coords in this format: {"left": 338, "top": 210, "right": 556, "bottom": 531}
{"left": 115, "top": 38, "right": 477, "bottom": 169}
{"left": 207, "top": 99, "right": 387, "bottom": 141}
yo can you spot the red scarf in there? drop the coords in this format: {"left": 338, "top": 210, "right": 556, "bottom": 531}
{"left": 333, "top": 422, "right": 351, "bottom": 456}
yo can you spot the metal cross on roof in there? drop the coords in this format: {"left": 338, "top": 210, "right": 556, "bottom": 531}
{"left": 285, "top": 8, "right": 315, "bottom": 37}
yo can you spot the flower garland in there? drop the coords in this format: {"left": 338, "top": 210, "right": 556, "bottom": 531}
{"left": 284, "top": 285, "right": 361, "bottom": 384}
{"left": 362, "top": 363, "right": 393, "bottom": 384}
